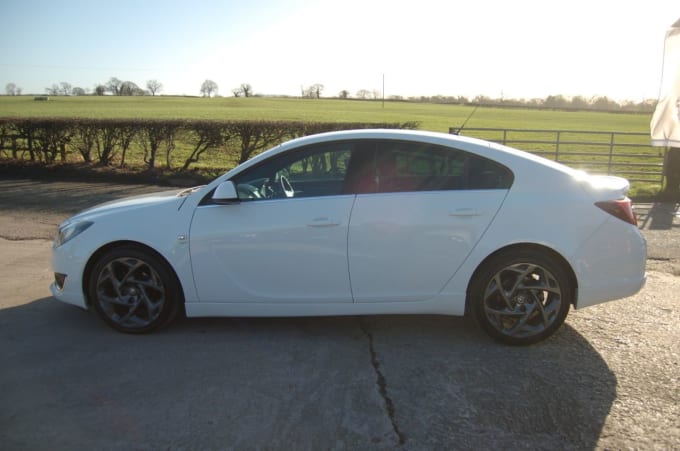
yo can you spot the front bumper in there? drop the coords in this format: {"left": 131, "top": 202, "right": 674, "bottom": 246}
{"left": 50, "top": 243, "right": 89, "bottom": 310}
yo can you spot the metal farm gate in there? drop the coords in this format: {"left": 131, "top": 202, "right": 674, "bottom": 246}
{"left": 451, "top": 127, "right": 665, "bottom": 187}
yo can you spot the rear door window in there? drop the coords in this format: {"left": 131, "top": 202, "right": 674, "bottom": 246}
{"left": 374, "top": 140, "right": 513, "bottom": 193}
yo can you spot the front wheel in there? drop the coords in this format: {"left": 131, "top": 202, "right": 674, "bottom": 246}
{"left": 469, "top": 249, "right": 572, "bottom": 345}
{"left": 88, "top": 246, "right": 181, "bottom": 334}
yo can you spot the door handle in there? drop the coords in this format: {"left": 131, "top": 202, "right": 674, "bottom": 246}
{"left": 449, "top": 208, "right": 484, "bottom": 217}
{"left": 307, "top": 217, "right": 341, "bottom": 227}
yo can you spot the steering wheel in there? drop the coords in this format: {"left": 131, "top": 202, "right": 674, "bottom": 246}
{"left": 280, "top": 175, "right": 294, "bottom": 198}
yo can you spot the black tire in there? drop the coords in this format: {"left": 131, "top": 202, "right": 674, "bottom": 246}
{"left": 88, "top": 245, "right": 181, "bottom": 334}
{"left": 469, "top": 249, "right": 572, "bottom": 345}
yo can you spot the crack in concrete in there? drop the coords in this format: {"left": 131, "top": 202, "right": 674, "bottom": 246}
{"left": 359, "top": 318, "right": 406, "bottom": 446}
{"left": 0, "top": 235, "right": 52, "bottom": 242}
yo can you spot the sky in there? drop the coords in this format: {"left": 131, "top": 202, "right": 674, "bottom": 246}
{"left": 1, "top": 0, "right": 678, "bottom": 101}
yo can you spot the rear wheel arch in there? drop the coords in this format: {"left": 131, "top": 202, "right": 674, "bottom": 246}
{"left": 466, "top": 243, "right": 578, "bottom": 344}
{"left": 467, "top": 243, "right": 577, "bottom": 302}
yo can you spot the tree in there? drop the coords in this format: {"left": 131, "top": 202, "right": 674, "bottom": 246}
{"left": 59, "top": 82, "right": 72, "bottom": 96}
{"left": 311, "top": 84, "right": 324, "bottom": 98}
{"left": 591, "top": 96, "right": 619, "bottom": 111}
{"left": 200, "top": 79, "right": 218, "bottom": 97}
{"left": 570, "top": 95, "right": 589, "bottom": 109}
{"left": 338, "top": 90, "right": 350, "bottom": 99}
{"left": 302, "top": 84, "right": 324, "bottom": 98}
{"left": 356, "top": 89, "right": 370, "bottom": 99}
{"left": 5, "top": 83, "right": 21, "bottom": 96}
{"left": 240, "top": 83, "right": 253, "bottom": 97}
{"left": 71, "top": 87, "right": 86, "bottom": 96}
{"left": 146, "top": 79, "right": 162, "bottom": 96}
{"left": 543, "top": 94, "right": 569, "bottom": 109}
{"left": 46, "top": 84, "right": 60, "bottom": 95}
{"left": 94, "top": 84, "right": 107, "bottom": 96}
{"left": 119, "top": 81, "right": 145, "bottom": 96}
{"left": 231, "top": 83, "right": 253, "bottom": 97}
{"left": 106, "top": 77, "right": 123, "bottom": 95}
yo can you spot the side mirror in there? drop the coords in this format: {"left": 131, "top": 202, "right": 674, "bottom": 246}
{"left": 212, "top": 181, "right": 239, "bottom": 205}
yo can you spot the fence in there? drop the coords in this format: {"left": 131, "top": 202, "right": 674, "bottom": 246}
{"left": 450, "top": 127, "right": 665, "bottom": 187}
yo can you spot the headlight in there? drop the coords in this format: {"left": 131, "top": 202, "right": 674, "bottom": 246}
{"left": 54, "top": 221, "right": 93, "bottom": 247}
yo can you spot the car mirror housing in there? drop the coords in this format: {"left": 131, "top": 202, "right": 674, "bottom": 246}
{"left": 212, "top": 181, "right": 239, "bottom": 204}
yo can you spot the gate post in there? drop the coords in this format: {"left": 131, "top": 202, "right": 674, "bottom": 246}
{"left": 665, "top": 147, "right": 680, "bottom": 193}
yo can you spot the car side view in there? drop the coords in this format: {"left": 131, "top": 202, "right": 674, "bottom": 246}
{"left": 51, "top": 129, "right": 647, "bottom": 344}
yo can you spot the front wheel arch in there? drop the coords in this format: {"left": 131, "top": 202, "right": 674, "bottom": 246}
{"left": 83, "top": 240, "right": 185, "bottom": 310}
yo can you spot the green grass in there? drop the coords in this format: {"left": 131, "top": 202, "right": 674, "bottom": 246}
{"left": 0, "top": 95, "right": 651, "bottom": 133}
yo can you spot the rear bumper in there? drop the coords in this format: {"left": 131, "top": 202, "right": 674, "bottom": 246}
{"left": 572, "top": 218, "right": 647, "bottom": 309}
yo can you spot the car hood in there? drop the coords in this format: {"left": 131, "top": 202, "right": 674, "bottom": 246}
{"left": 63, "top": 189, "right": 189, "bottom": 224}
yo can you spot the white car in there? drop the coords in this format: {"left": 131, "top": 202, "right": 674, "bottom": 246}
{"left": 51, "top": 129, "right": 646, "bottom": 344}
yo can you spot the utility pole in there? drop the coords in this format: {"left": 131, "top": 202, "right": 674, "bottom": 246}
{"left": 382, "top": 73, "right": 385, "bottom": 109}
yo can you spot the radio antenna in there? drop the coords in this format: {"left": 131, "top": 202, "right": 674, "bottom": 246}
{"left": 454, "top": 105, "right": 479, "bottom": 135}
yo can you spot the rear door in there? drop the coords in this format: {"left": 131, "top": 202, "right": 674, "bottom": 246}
{"left": 347, "top": 140, "right": 512, "bottom": 303}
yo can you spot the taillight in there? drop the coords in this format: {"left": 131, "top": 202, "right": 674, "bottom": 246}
{"left": 595, "top": 198, "right": 637, "bottom": 226}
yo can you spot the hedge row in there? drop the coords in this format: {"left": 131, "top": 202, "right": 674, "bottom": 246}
{"left": 0, "top": 118, "right": 419, "bottom": 171}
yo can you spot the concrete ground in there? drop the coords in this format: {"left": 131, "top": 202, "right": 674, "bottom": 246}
{"left": 0, "top": 178, "right": 678, "bottom": 450}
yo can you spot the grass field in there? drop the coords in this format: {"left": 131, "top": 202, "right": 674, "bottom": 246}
{"left": 0, "top": 96, "right": 662, "bottom": 196}
{"left": 0, "top": 95, "right": 652, "bottom": 133}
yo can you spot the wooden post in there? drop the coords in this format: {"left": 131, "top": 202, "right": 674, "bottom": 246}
{"left": 664, "top": 147, "right": 680, "bottom": 193}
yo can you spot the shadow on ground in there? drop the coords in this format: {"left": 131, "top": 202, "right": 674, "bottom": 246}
{"left": 0, "top": 178, "right": 168, "bottom": 216}
{"left": 1, "top": 298, "right": 616, "bottom": 450}
{"left": 636, "top": 202, "right": 680, "bottom": 230}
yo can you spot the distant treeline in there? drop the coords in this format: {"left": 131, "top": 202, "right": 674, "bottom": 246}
{"left": 0, "top": 118, "right": 419, "bottom": 171}
{"left": 384, "top": 94, "right": 657, "bottom": 113}
{"left": 5, "top": 77, "right": 657, "bottom": 113}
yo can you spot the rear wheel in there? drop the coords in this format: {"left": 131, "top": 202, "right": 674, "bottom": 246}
{"left": 88, "top": 246, "right": 181, "bottom": 333}
{"left": 469, "top": 249, "right": 572, "bottom": 345}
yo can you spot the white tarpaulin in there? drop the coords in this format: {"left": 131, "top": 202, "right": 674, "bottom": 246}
{"left": 651, "top": 18, "right": 680, "bottom": 147}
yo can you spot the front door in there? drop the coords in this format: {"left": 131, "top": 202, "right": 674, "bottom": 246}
{"left": 189, "top": 141, "right": 357, "bottom": 303}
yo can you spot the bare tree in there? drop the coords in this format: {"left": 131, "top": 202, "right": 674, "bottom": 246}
{"left": 371, "top": 89, "right": 381, "bottom": 100}
{"left": 106, "top": 77, "right": 123, "bottom": 95}
{"left": 232, "top": 83, "right": 253, "bottom": 97}
{"left": 5, "top": 83, "right": 21, "bottom": 96}
{"left": 146, "top": 79, "right": 162, "bottom": 96}
{"left": 46, "top": 84, "right": 60, "bottom": 95}
{"left": 200, "top": 79, "right": 218, "bottom": 97}
{"left": 356, "top": 89, "right": 371, "bottom": 99}
{"left": 59, "top": 82, "right": 72, "bottom": 96}
{"left": 71, "top": 87, "right": 86, "bottom": 96}
{"left": 302, "top": 84, "right": 324, "bottom": 99}
{"left": 240, "top": 83, "right": 253, "bottom": 97}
